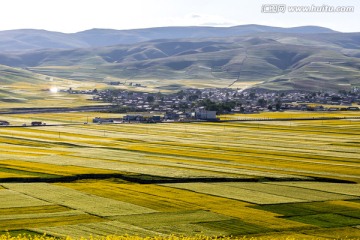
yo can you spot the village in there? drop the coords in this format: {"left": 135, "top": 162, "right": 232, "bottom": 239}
{"left": 89, "top": 87, "right": 359, "bottom": 116}
{"left": 1, "top": 87, "right": 359, "bottom": 126}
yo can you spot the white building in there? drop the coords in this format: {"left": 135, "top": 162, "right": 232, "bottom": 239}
{"left": 194, "top": 110, "right": 217, "bottom": 120}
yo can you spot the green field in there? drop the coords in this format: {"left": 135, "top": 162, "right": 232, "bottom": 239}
{"left": 0, "top": 112, "right": 359, "bottom": 239}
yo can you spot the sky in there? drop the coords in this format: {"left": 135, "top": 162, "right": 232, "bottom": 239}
{"left": 0, "top": 0, "right": 359, "bottom": 33}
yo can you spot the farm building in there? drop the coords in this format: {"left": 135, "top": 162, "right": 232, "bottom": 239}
{"left": 31, "top": 121, "right": 44, "bottom": 126}
{"left": 193, "top": 110, "right": 217, "bottom": 120}
{"left": 123, "top": 114, "right": 162, "bottom": 123}
{"left": 0, "top": 120, "right": 9, "bottom": 126}
{"left": 123, "top": 115, "right": 143, "bottom": 122}
{"left": 92, "top": 117, "right": 122, "bottom": 123}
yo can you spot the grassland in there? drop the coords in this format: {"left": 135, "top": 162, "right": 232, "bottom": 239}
{"left": 0, "top": 71, "right": 108, "bottom": 109}
{"left": 0, "top": 69, "right": 260, "bottom": 110}
{"left": 0, "top": 111, "right": 359, "bottom": 238}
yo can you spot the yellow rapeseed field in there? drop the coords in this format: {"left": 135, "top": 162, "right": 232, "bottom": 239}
{"left": 0, "top": 111, "right": 359, "bottom": 238}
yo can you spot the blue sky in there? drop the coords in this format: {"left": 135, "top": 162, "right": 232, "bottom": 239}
{"left": 0, "top": 0, "right": 358, "bottom": 32}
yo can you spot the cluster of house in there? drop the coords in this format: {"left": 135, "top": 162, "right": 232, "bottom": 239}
{"left": 90, "top": 87, "right": 360, "bottom": 114}
{"left": 92, "top": 109, "right": 218, "bottom": 124}
{"left": 107, "top": 81, "right": 145, "bottom": 88}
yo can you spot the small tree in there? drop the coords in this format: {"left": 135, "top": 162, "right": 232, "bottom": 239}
{"left": 188, "top": 95, "right": 199, "bottom": 102}
{"left": 275, "top": 102, "right": 282, "bottom": 111}
{"left": 257, "top": 98, "right": 267, "bottom": 107}
{"left": 147, "top": 95, "right": 155, "bottom": 103}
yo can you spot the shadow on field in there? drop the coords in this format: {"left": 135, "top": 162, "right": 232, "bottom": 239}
{"left": 0, "top": 173, "right": 356, "bottom": 184}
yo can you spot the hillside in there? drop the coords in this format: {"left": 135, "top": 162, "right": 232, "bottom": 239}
{"left": 0, "top": 64, "right": 45, "bottom": 84}
{"left": 0, "top": 64, "right": 109, "bottom": 108}
{"left": 0, "top": 64, "right": 48, "bottom": 103}
{"left": 0, "top": 25, "right": 359, "bottom": 91}
{"left": 1, "top": 32, "right": 360, "bottom": 91}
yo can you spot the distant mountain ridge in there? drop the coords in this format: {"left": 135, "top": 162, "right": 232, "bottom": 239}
{"left": 0, "top": 25, "right": 359, "bottom": 91}
{"left": 1, "top": 31, "right": 359, "bottom": 91}
{"left": 0, "top": 25, "right": 336, "bottom": 52}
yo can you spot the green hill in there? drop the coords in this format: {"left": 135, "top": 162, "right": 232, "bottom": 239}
{"left": 0, "top": 64, "right": 46, "bottom": 102}
{"left": 0, "top": 28, "right": 359, "bottom": 91}
{"left": 0, "top": 64, "right": 46, "bottom": 84}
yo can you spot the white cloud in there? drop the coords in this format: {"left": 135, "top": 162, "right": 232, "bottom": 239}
{"left": 191, "top": 15, "right": 201, "bottom": 18}
{"left": 168, "top": 14, "right": 240, "bottom": 27}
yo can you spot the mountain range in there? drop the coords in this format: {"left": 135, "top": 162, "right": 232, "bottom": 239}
{"left": 0, "top": 25, "right": 336, "bottom": 52}
{"left": 0, "top": 25, "right": 359, "bottom": 91}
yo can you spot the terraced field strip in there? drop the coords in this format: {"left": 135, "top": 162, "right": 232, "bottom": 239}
{"left": 248, "top": 227, "right": 360, "bottom": 240}
{"left": 0, "top": 188, "right": 103, "bottom": 231}
{"left": 253, "top": 200, "right": 360, "bottom": 216}
{"left": 299, "top": 227, "right": 360, "bottom": 239}
{"left": 109, "top": 211, "right": 263, "bottom": 236}
{"left": 222, "top": 112, "right": 360, "bottom": 120}
{"left": 266, "top": 182, "right": 360, "bottom": 196}
{"left": 0, "top": 127, "right": 105, "bottom": 147}
{"left": 328, "top": 200, "right": 360, "bottom": 213}
{"left": 0, "top": 172, "right": 43, "bottom": 179}
{"left": 4, "top": 112, "right": 119, "bottom": 125}
{"left": 197, "top": 219, "right": 271, "bottom": 236}
{"left": 58, "top": 181, "right": 202, "bottom": 212}
{"left": 141, "top": 135, "right": 360, "bottom": 159}
{"left": 0, "top": 189, "right": 52, "bottom": 208}
{"left": 0, "top": 143, "right": 72, "bottom": 156}
{"left": 60, "top": 181, "right": 310, "bottom": 230}
{"left": 0, "top": 188, "right": 106, "bottom": 231}
{"left": 251, "top": 199, "right": 360, "bottom": 233}
{"left": 32, "top": 221, "right": 161, "bottom": 238}
{"left": 109, "top": 210, "right": 232, "bottom": 225}
{"left": 0, "top": 205, "right": 71, "bottom": 215}
{"left": 0, "top": 160, "right": 122, "bottom": 178}
{"left": 0, "top": 210, "right": 85, "bottom": 221}
{"left": 67, "top": 146, "right": 300, "bottom": 179}
{"left": 24, "top": 153, "right": 249, "bottom": 179}
{"left": 214, "top": 182, "right": 358, "bottom": 201}
{"left": 0, "top": 213, "right": 102, "bottom": 231}
{"left": 161, "top": 183, "right": 304, "bottom": 204}
{"left": 287, "top": 213, "right": 360, "bottom": 228}
{"left": 2, "top": 183, "right": 156, "bottom": 217}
